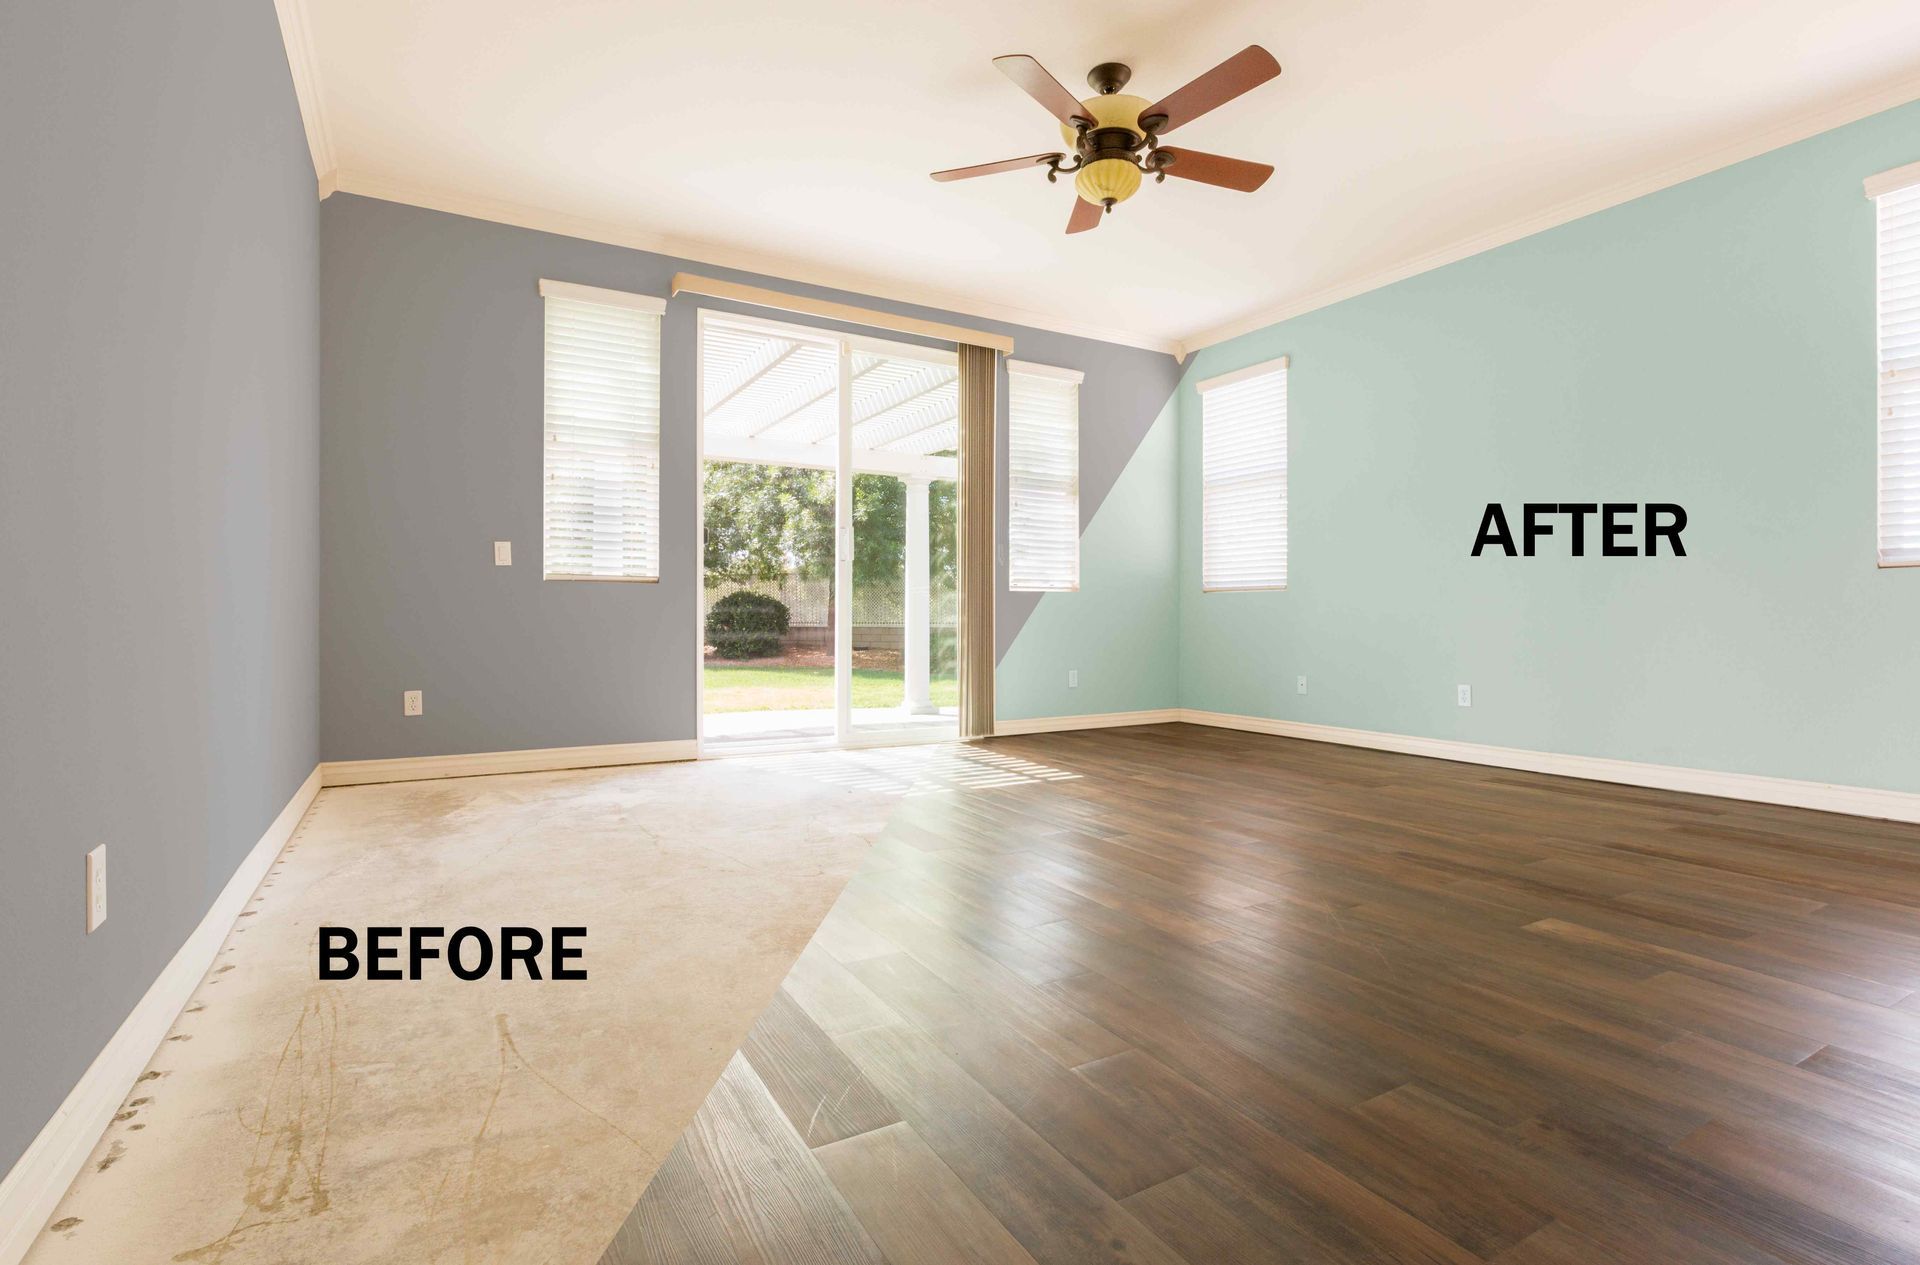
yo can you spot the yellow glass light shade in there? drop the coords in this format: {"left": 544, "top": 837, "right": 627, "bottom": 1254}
{"left": 1058, "top": 94, "right": 1151, "bottom": 146}
{"left": 1075, "top": 157, "right": 1141, "bottom": 207}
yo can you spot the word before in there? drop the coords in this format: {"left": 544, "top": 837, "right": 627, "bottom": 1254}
{"left": 1472, "top": 503, "right": 1687, "bottom": 557}
{"left": 319, "top": 925, "right": 586, "bottom": 980}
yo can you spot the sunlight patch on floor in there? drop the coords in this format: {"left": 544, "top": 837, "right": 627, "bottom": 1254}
{"left": 784, "top": 743, "right": 1082, "bottom": 796}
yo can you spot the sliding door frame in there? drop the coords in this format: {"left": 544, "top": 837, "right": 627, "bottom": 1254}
{"left": 692, "top": 307, "right": 963, "bottom": 756}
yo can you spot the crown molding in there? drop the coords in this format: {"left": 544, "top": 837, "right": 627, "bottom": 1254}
{"left": 1177, "top": 70, "right": 1920, "bottom": 355}
{"left": 327, "top": 170, "right": 1183, "bottom": 356}
{"left": 273, "top": 0, "right": 336, "bottom": 195}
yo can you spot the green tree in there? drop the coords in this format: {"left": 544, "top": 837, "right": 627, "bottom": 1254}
{"left": 702, "top": 462, "right": 833, "bottom": 584}
{"left": 703, "top": 462, "right": 956, "bottom": 590}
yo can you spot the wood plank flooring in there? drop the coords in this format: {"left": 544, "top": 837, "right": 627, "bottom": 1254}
{"left": 600, "top": 724, "right": 1920, "bottom": 1265}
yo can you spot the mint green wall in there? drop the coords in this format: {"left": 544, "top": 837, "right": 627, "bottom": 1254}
{"left": 1178, "top": 99, "right": 1920, "bottom": 794}
{"left": 999, "top": 399, "right": 1180, "bottom": 720}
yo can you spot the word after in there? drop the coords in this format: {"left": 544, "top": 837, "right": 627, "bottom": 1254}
{"left": 1472, "top": 503, "right": 1687, "bottom": 557}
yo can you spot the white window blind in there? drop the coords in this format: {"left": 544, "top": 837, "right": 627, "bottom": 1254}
{"left": 1007, "top": 361, "right": 1082, "bottom": 591}
{"left": 1871, "top": 166, "right": 1920, "bottom": 567}
{"left": 540, "top": 280, "right": 665, "bottom": 580}
{"left": 1200, "top": 358, "right": 1288, "bottom": 591}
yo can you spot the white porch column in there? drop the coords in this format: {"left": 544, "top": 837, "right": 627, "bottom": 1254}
{"left": 904, "top": 475, "right": 934, "bottom": 714}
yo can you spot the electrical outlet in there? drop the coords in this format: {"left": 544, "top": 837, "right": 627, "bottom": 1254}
{"left": 1297, "top": 675, "right": 1308, "bottom": 695}
{"left": 493, "top": 540, "right": 512, "bottom": 566}
{"left": 404, "top": 689, "right": 424, "bottom": 716}
{"left": 1067, "top": 669, "right": 1079, "bottom": 688}
{"left": 85, "top": 845, "right": 106, "bottom": 933}
{"left": 1457, "top": 684, "right": 1472, "bottom": 708}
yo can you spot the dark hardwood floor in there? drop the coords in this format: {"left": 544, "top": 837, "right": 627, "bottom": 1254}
{"left": 600, "top": 723, "right": 1920, "bottom": 1265}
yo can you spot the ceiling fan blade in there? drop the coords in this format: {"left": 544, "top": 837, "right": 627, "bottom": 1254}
{"left": 1141, "top": 46, "right": 1280, "bottom": 134}
{"left": 930, "top": 153, "right": 1061, "bottom": 182}
{"left": 994, "top": 54, "right": 1094, "bottom": 129}
{"left": 1066, "top": 197, "right": 1103, "bottom": 234}
{"left": 1157, "top": 148, "right": 1274, "bottom": 192}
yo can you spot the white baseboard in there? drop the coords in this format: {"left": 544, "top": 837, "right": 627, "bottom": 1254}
{"left": 993, "top": 708, "right": 1182, "bottom": 736}
{"left": 0, "top": 765, "right": 323, "bottom": 1265}
{"left": 320, "top": 739, "right": 698, "bottom": 787}
{"left": 1176, "top": 709, "right": 1920, "bottom": 825}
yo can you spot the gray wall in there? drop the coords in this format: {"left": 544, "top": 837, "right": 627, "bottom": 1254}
{"left": 320, "top": 194, "right": 1179, "bottom": 761}
{"left": 0, "top": 2, "right": 321, "bottom": 1175}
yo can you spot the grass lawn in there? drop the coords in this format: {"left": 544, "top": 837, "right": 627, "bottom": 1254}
{"left": 703, "top": 663, "right": 958, "bottom": 713}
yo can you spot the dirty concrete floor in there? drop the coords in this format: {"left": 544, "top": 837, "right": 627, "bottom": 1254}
{"left": 24, "top": 747, "right": 958, "bottom": 1264}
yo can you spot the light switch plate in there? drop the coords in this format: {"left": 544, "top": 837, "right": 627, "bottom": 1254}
{"left": 85, "top": 845, "right": 106, "bottom": 933}
{"left": 493, "top": 540, "right": 512, "bottom": 566}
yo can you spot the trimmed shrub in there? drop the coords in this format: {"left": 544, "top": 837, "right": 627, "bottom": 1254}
{"left": 709, "top": 630, "right": 783, "bottom": 659}
{"left": 706, "top": 590, "right": 791, "bottom": 660}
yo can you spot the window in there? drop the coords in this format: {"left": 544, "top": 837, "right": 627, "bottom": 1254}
{"left": 540, "top": 279, "right": 665, "bottom": 580}
{"left": 1870, "top": 163, "right": 1920, "bottom": 567}
{"left": 1007, "top": 361, "right": 1082, "bottom": 591}
{"left": 1200, "top": 357, "right": 1288, "bottom": 591}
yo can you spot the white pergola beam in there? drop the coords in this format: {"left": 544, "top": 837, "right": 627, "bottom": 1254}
{"left": 706, "top": 341, "right": 802, "bottom": 417}
{"left": 751, "top": 359, "right": 883, "bottom": 440}
{"left": 704, "top": 433, "right": 957, "bottom": 482}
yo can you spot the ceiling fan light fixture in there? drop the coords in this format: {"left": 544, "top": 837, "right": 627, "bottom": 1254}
{"left": 1075, "top": 157, "right": 1141, "bottom": 208}
{"left": 937, "top": 48, "right": 1281, "bottom": 232}
{"left": 1057, "top": 93, "right": 1151, "bottom": 146}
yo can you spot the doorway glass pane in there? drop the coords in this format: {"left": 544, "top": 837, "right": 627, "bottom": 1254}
{"left": 699, "top": 316, "right": 840, "bottom": 750}
{"left": 849, "top": 346, "right": 959, "bottom": 741}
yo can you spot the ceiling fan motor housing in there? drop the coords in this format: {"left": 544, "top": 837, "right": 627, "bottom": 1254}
{"left": 1059, "top": 90, "right": 1155, "bottom": 206}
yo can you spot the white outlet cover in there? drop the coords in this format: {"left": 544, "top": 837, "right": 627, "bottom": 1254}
{"left": 404, "top": 689, "right": 424, "bottom": 716}
{"left": 86, "top": 844, "right": 106, "bottom": 933}
{"left": 1297, "top": 675, "right": 1308, "bottom": 695}
{"left": 494, "top": 540, "right": 512, "bottom": 565}
{"left": 1068, "top": 669, "right": 1079, "bottom": 688}
{"left": 1457, "top": 684, "right": 1473, "bottom": 707}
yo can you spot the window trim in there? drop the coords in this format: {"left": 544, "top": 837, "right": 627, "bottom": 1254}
{"left": 1198, "top": 354, "right": 1290, "bottom": 593}
{"left": 1005, "top": 359, "right": 1083, "bottom": 593}
{"left": 537, "top": 277, "right": 668, "bottom": 314}
{"left": 539, "top": 279, "right": 667, "bottom": 582}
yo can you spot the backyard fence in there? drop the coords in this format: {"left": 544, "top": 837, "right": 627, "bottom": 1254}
{"left": 704, "top": 577, "right": 956, "bottom": 654}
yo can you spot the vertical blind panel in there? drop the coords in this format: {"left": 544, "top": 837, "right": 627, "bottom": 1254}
{"left": 543, "top": 295, "right": 663, "bottom": 579}
{"left": 1008, "top": 370, "right": 1080, "bottom": 591}
{"left": 1202, "top": 364, "right": 1288, "bottom": 590}
{"left": 1879, "top": 182, "right": 1920, "bottom": 565}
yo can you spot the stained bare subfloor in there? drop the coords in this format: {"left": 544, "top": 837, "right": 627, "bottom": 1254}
{"left": 25, "top": 748, "right": 1011, "bottom": 1265}
{"left": 604, "top": 724, "right": 1920, "bottom": 1265}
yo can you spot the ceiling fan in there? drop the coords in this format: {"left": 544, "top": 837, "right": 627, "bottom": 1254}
{"left": 932, "top": 47, "right": 1281, "bottom": 233}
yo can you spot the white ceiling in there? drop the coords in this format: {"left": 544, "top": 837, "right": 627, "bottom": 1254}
{"left": 295, "top": 0, "right": 1920, "bottom": 352}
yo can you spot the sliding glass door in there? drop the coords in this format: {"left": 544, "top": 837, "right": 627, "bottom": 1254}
{"left": 697, "top": 311, "right": 959, "bottom": 752}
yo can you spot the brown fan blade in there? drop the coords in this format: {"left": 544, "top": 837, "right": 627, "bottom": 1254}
{"left": 1141, "top": 46, "right": 1280, "bottom": 134}
{"left": 1066, "top": 197, "right": 1103, "bottom": 234}
{"left": 994, "top": 54, "right": 1093, "bottom": 129}
{"left": 1157, "top": 148, "right": 1274, "bottom": 192}
{"left": 930, "top": 153, "right": 1061, "bottom": 183}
